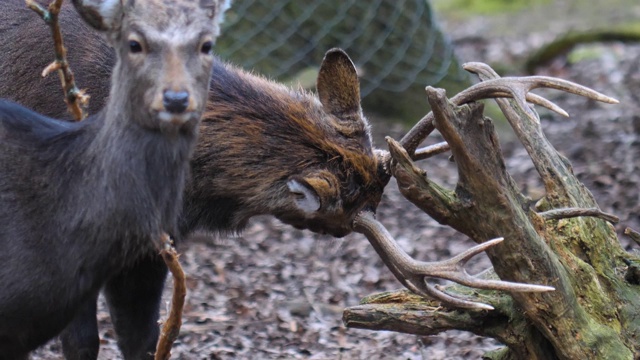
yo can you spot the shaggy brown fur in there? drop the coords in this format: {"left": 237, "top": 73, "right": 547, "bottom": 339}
{"left": 0, "top": 3, "right": 387, "bottom": 358}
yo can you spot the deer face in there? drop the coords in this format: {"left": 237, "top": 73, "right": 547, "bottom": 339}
{"left": 72, "top": 0, "right": 231, "bottom": 132}
{"left": 276, "top": 49, "right": 390, "bottom": 237}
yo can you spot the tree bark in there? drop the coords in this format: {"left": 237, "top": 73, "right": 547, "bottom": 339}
{"left": 344, "top": 75, "right": 640, "bottom": 359}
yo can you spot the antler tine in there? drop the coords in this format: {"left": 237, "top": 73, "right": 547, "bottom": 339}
{"left": 463, "top": 62, "right": 619, "bottom": 105}
{"left": 416, "top": 238, "right": 554, "bottom": 292}
{"left": 353, "top": 211, "right": 554, "bottom": 310}
{"left": 375, "top": 142, "right": 450, "bottom": 181}
{"left": 413, "top": 141, "right": 450, "bottom": 161}
{"left": 526, "top": 93, "right": 569, "bottom": 117}
{"left": 399, "top": 62, "right": 617, "bottom": 156}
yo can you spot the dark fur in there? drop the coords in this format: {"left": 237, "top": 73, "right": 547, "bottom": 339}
{"left": 0, "top": 3, "right": 387, "bottom": 359}
{"left": 0, "top": 103, "right": 193, "bottom": 358}
{"left": 0, "top": 0, "right": 221, "bottom": 358}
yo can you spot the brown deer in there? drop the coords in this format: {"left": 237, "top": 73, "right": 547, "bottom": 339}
{"left": 0, "top": 2, "right": 551, "bottom": 359}
{"left": 0, "top": 0, "right": 230, "bottom": 359}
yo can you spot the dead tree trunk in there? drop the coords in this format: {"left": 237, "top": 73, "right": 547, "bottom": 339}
{"left": 344, "top": 63, "right": 640, "bottom": 359}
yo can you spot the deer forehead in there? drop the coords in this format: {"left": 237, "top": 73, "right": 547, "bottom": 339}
{"left": 130, "top": 22, "right": 211, "bottom": 48}
{"left": 123, "top": 0, "right": 224, "bottom": 35}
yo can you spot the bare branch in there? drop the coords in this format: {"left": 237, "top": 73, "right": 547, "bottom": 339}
{"left": 155, "top": 233, "right": 186, "bottom": 360}
{"left": 26, "top": 0, "right": 89, "bottom": 120}
{"left": 538, "top": 207, "right": 619, "bottom": 224}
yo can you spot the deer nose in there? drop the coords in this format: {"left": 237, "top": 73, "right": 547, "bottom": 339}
{"left": 163, "top": 90, "right": 189, "bottom": 114}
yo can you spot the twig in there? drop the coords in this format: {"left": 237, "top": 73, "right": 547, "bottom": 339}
{"left": 624, "top": 227, "right": 640, "bottom": 247}
{"left": 538, "top": 207, "right": 619, "bottom": 224}
{"left": 25, "top": 0, "right": 89, "bottom": 120}
{"left": 155, "top": 233, "right": 186, "bottom": 360}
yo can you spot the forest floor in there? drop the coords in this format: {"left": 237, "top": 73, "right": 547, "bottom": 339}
{"left": 32, "top": 1, "right": 640, "bottom": 359}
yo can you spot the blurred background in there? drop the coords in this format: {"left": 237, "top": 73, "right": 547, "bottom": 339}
{"left": 214, "top": 0, "right": 468, "bottom": 122}
{"left": 214, "top": 0, "right": 640, "bottom": 123}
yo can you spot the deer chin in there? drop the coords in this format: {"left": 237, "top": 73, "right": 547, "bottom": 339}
{"left": 157, "top": 111, "right": 197, "bottom": 126}
{"left": 277, "top": 214, "right": 353, "bottom": 238}
{"left": 154, "top": 111, "right": 201, "bottom": 134}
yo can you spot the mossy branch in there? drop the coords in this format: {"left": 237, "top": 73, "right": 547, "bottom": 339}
{"left": 348, "top": 63, "right": 638, "bottom": 358}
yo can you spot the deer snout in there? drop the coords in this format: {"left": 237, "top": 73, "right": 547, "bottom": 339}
{"left": 163, "top": 90, "right": 190, "bottom": 114}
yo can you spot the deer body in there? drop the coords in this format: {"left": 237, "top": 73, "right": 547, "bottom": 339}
{"left": 0, "top": 102, "right": 192, "bottom": 357}
{"left": 0, "top": 0, "right": 230, "bottom": 358}
{"left": 0, "top": 3, "right": 383, "bottom": 359}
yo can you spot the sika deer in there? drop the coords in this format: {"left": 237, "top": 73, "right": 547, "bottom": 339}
{"left": 0, "top": 2, "right": 553, "bottom": 359}
{"left": 1, "top": 5, "right": 385, "bottom": 358}
{"left": 0, "top": 0, "right": 230, "bottom": 358}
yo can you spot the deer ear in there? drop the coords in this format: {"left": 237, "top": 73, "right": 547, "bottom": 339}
{"left": 200, "top": 0, "right": 233, "bottom": 23}
{"left": 316, "top": 48, "right": 362, "bottom": 118}
{"left": 71, "top": 0, "right": 126, "bottom": 31}
{"left": 287, "top": 175, "right": 339, "bottom": 214}
{"left": 287, "top": 179, "right": 320, "bottom": 214}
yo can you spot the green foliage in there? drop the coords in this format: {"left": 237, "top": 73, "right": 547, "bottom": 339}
{"left": 432, "top": 0, "right": 550, "bottom": 17}
{"left": 214, "top": 0, "right": 470, "bottom": 123}
{"left": 525, "top": 24, "right": 640, "bottom": 73}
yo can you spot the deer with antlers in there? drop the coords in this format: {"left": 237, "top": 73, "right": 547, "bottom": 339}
{"left": 0, "top": 1, "right": 619, "bottom": 358}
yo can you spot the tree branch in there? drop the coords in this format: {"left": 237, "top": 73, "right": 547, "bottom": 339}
{"left": 26, "top": 0, "right": 89, "bottom": 120}
{"left": 387, "top": 136, "right": 460, "bottom": 225}
{"left": 343, "top": 290, "right": 498, "bottom": 336}
{"left": 344, "top": 281, "right": 558, "bottom": 360}
{"left": 155, "top": 233, "right": 186, "bottom": 360}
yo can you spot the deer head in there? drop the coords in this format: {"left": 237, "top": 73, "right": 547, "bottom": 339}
{"left": 278, "top": 49, "right": 390, "bottom": 237}
{"left": 189, "top": 49, "right": 390, "bottom": 238}
{"left": 72, "top": 0, "right": 231, "bottom": 133}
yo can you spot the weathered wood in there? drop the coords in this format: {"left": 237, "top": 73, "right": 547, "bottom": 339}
{"left": 345, "top": 66, "right": 640, "bottom": 359}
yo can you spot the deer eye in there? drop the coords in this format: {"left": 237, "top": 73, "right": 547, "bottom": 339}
{"left": 200, "top": 41, "right": 213, "bottom": 54}
{"left": 129, "top": 40, "right": 143, "bottom": 54}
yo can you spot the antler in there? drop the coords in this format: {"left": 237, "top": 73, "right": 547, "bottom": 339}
{"left": 353, "top": 211, "right": 554, "bottom": 310}
{"left": 361, "top": 62, "right": 617, "bottom": 310}
{"left": 397, "top": 63, "right": 618, "bottom": 157}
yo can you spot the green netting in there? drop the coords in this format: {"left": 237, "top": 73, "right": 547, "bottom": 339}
{"left": 215, "top": 0, "right": 468, "bottom": 98}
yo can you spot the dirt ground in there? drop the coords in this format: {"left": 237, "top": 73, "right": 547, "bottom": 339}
{"left": 32, "top": 5, "right": 640, "bottom": 360}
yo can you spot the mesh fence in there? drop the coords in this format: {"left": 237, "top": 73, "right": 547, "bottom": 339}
{"left": 215, "top": 0, "right": 469, "bottom": 99}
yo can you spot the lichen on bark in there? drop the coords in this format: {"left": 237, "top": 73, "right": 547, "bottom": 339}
{"left": 344, "top": 65, "right": 640, "bottom": 359}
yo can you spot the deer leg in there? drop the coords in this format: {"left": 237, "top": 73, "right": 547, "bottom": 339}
{"left": 60, "top": 295, "right": 100, "bottom": 360}
{"left": 104, "top": 255, "right": 168, "bottom": 360}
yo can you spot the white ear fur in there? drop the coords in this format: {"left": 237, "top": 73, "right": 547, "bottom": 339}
{"left": 216, "top": 0, "right": 233, "bottom": 23}
{"left": 72, "top": 0, "right": 124, "bottom": 31}
{"left": 287, "top": 180, "right": 320, "bottom": 214}
{"left": 99, "top": 0, "right": 123, "bottom": 27}
{"left": 208, "top": 0, "right": 232, "bottom": 38}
